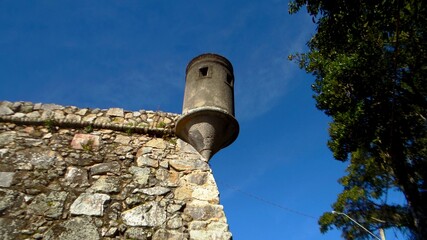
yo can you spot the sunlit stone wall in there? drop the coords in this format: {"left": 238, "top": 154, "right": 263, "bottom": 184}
{"left": 0, "top": 101, "right": 231, "bottom": 240}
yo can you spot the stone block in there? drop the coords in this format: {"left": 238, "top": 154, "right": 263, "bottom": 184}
{"left": 153, "top": 229, "right": 187, "bottom": 240}
{"left": 132, "top": 186, "right": 170, "bottom": 196}
{"left": 129, "top": 166, "right": 150, "bottom": 185}
{"left": 30, "top": 150, "right": 57, "bottom": 170}
{"left": 71, "top": 134, "right": 100, "bottom": 150}
{"left": 0, "top": 172, "right": 14, "bottom": 187}
{"left": 89, "top": 176, "right": 120, "bottom": 194}
{"left": 121, "top": 203, "right": 167, "bottom": 227}
{"left": 44, "top": 217, "right": 100, "bottom": 240}
{"left": 28, "top": 191, "right": 68, "bottom": 219}
{"left": 114, "top": 135, "right": 131, "bottom": 145}
{"left": 137, "top": 155, "right": 159, "bottom": 168}
{"left": 40, "top": 104, "right": 63, "bottom": 111}
{"left": 64, "top": 167, "right": 89, "bottom": 186}
{"left": 70, "top": 193, "right": 110, "bottom": 216}
{"left": 0, "top": 132, "right": 17, "bottom": 147}
{"left": 0, "top": 217, "right": 25, "bottom": 240}
{"left": 0, "top": 189, "right": 18, "bottom": 211}
{"left": 0, "top": 106, "right": 13, "bottom": 116}
{"left": 145, "top": 138, "right": 167, "bottom": 149}
{"left": 90, "top": 161, "right": 121, "bottom": 175}
{"left": 184, "top": 203, "right": 224, "bottom": 221}
{"left": 169, "top": 159, "right": 209, "bottom": 171}
{"left": 65, "top": 113, "right": 82, "bottom": 122}
{"left": 125, "top": 227, "right": 148, "bottom": 239}
{"left": 189, "top": 230, "right": 232, "bottom": 240}
{"left": 106, "top": 108, "right": 124, "bottom": 117}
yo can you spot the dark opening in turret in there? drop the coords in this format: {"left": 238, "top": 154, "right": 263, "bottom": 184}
{"left": 199, "top": 67, "right": 209, "bottom": 77}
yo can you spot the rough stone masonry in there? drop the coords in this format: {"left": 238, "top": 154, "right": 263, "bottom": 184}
{"left": 0, "top": 101, "right": 232, "bottom": 240}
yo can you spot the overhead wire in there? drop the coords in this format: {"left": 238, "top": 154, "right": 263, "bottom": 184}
{"left": 218, "top": 181, "right": 317, "bottom": 220}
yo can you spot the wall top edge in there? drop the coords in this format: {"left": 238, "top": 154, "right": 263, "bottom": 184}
{"left": 0, "top": 101, "right": 179, "bottom": 136}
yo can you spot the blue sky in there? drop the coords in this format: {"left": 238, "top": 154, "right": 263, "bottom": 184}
{"left": 0, "top": 1, "right": 398, "bottom": 239}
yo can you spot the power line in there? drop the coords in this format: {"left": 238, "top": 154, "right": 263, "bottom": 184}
{"left": 218, "top": 181, "right": 317, "bottom": 220}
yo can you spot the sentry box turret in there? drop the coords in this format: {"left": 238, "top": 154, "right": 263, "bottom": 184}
{"left": 175, "top": 53, "right": 239, "bottom": 160}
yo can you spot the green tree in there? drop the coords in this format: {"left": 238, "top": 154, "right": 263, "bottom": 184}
{"left": 289, "top": 0, "right": 427, "bottom": 239}
{"left": 320, "top": 148, "right": 414, "bottom": 239}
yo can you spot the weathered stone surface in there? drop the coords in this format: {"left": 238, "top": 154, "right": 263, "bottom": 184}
{"left": 207, "top": 222, "right": 230, "bottom": 232}
{"left": 26, "top": 111, "right": 41, "bottom": 118}
{"left": 41, "top": 110, "right": 54, "bottom": 119}
{"left": 90, "top": 161, "right": 121, "bottom": 175}
{"left": 82, "top": 113, "right": 97, "bottom": 122}
{"left": 125, "top": 227, "right": 148, "bottom": 240}
{"left": 129, "top": 166, "right": 150, "bottom": 185}
{"left": 124, "top": 112, "right": 133, "bottom": 119}
{"left": 192, "top": 185, "right": 219, "bottom": 202}
{"left": 145, "top": 138, "right": 167, "bottom": 149}
{"left": 0, "top": 132, "right": 17, "bottom": 146}
{"left": 0, "top": 148, "right": 8, "bottom": 158}
{"left": 136, "top": 147, "right": 152, "bottom": 158}
{"left": 137, "top": 155, "right": 159, "bottom": 167}
{"left": 45, "top": 217, "right": 100, "bottom": 240}
{"left": 121, "top": 202, "right": 167, "bottom": 227}
{"left": 106, "top": 108, "right": 124, "bottom": 117}
{"left": 65, "top": 155, "right": 94, "bottom": 166}
{"left": 168, "top": 170, "right": 180, "bottom": 186}
{"left": 0, "top": 189, "right": 18, "bottom": 212}
{"left": 41, "top": 104, "right": 63, "bottom": 111}
{"left": 0, "top": 172, "right": 14, "bottom": 187}
{"left": 114, "top": 135, "right": 131, "bottom": 145}
{"left": 116, "top": 145, "right": 133, "bottom": 154}
{"left": 64, "top": 167, "right": 89, "bottom": 186}
{"left": 94, "top": 116, "right": 111, "bottom": 124}
{"left": 28, "top": 191, "right": 68, "bottom": 219}
{"left": 125, "top": 195, "right": 143, "bottom": 207}
{"left": 189, "top": 221, "right": 208, "bottom": 230}
{"left": 0, "top": 217, "right": 25, "bottom": 240}
{"left": 133, "top": 186, "right": 170, "bottom": 195}
{"left": 70, "top": 134, "right": 100, "bottom": 150}
{"left": 184, "top": 203, "right": 224, "bottom": 221}
{"left": 12, "top": 112, "right": 26, "bottom": 118}
{"left": 20, "top": 104, "right": 33, "bottom": 113}
{"left": 167, "top": 216, "right": 183, "bottom": 229}
{"left": 167, "top": 201, "right": 185, "bottom": 213}
{"left": 189, "top": 230, "right": 232, "bottom": 240}
{"left": 185, "top": 171, "right": 209, "bottom": 185}
{"left": 103, "top": 227, "right": 118, "bottom": 237}
{"left": 153, "top": 229, "right": 187, "bottom": 240}
{"left": 53, "top": 110, "right": 65, "bottom": 119}
{"left": 29, "top": 150, "right": 57, "bottom": 169}
{"left": 42, "top": 132, "right": 53, "bottom": 139}
{"left": 70, "top": 193, "right": 110, "bottom": 216}
{"left": 169, "top": 159, "right": 209, "bottom": 171}
{"left": 75, "top": 108, "right": 88, "bottom": 116}
{"left": 0, "top": 106, "right": 13, "bottom": 116}
{"left": 89, "top": 176, "right": 120, "bottom": 193}
{"left": 65, "top": 114, "right": 82, "bottom": 122}
{"left": 174, "top": 185, "right": 193, "bottom": 200}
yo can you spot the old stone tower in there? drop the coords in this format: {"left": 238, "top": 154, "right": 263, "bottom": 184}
{"left": 176, "top": 53, "right": 239, "bottom": 161}
{"left": 0, "top": 54, "right": 238, "bottom": 239}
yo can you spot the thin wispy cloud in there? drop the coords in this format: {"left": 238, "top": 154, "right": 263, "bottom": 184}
{"left": 234, "top": 17, "right": 314, "bottom": 121}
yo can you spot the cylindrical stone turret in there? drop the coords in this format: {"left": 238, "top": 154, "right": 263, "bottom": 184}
{"left": 175, "top": 53, "right": 239, "bottom": 160}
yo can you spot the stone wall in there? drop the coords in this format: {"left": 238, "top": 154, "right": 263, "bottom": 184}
{"left": 0, "top": 101, "right": 232, "bottom": 240}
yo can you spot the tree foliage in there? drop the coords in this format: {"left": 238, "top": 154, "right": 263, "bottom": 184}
{"left": 289, "top": 0, "right": 427, "bottom": 239}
